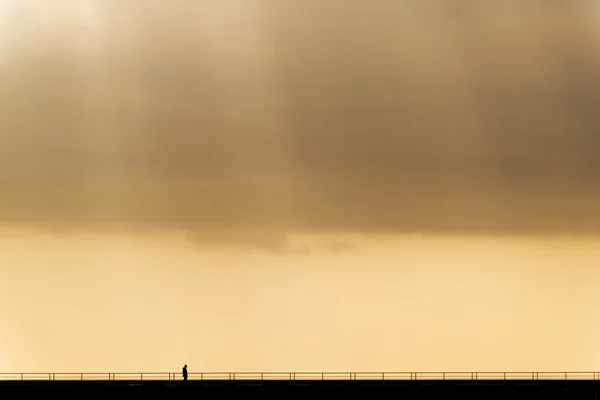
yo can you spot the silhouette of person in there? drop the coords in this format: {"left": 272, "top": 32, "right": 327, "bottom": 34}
{"left": 182, "top": 365, "right": 188, "bottom": 381}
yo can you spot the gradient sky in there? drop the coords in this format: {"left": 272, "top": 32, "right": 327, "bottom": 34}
{"left": 1, "top": 0, "right": 600, "bottom": 373}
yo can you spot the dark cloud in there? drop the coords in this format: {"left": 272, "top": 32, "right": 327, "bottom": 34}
{"left": 1, "top": 0, "right": 600, "bottom": 240}
{"left": 186, "top": 230, "right": 303, "bottom": 254}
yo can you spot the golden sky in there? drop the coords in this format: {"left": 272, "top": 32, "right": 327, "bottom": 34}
{"left": 1, "top": 0, "right": 600, "bottom": 373}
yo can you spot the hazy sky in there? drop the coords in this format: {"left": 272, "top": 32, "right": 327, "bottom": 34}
{"left": 1, "top": 0, "right": 600, "bottom": 373}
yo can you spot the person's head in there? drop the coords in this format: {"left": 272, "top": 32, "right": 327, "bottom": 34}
{"left": 184, "top": 365, "right": 187, "bottom": 368}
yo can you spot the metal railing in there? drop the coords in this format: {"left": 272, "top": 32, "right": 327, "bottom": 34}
{"left": 0, "top": 372, "right": 599, "bottom": 382}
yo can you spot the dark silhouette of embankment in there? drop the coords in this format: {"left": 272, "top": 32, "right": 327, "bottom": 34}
{"left": 0, "top": 378, "right": 598, "bottom": 399}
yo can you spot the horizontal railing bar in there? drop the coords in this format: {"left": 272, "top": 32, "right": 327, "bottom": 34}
{"left": 2, "top": 372, "right": 598, "bottom": 375}
{"left": 1, "top": 371, "right": 599, "bottom": 381}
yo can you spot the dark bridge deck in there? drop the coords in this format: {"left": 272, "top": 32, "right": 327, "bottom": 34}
{"left": 1, "top": 372, "right": 599, "bottom": 399}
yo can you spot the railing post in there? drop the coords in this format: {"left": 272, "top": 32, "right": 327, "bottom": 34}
{"left": 20, "top": 373, "right": 23, "bottom": 382}
{"left": 81, "top": 373, "right": 83, "bottom": 381}
{"left": 141, "top": 373, "right": 143, "bottom": 381}
{"left": 565, "top": 372, "right": 568, "bottom": 380}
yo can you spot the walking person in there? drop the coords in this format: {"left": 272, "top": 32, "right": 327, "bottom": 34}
{"left": 182, "top": 365, "right": 188, "bottom": 381}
